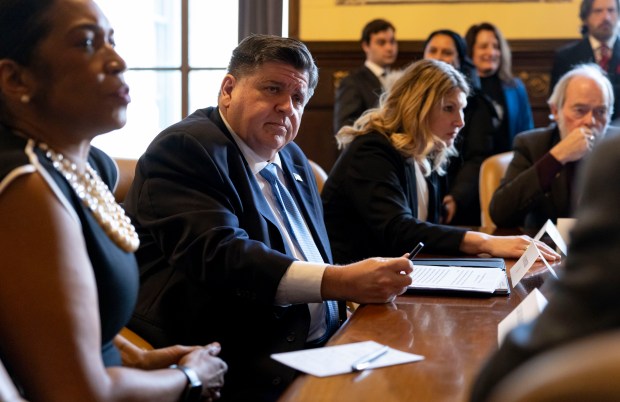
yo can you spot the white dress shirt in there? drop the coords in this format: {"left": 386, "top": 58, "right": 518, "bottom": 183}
{"left": 365, "top": 60, "right": 389, "bottom": 88}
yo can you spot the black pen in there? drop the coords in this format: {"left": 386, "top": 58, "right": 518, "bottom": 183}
{"left": 351, "top": 345, "right": 389, "bottom": 372}
{"left": 408, "top": 242, "right": 424, "bottom": 260}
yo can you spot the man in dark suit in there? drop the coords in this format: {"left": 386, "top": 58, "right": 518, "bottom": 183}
{"left": 333, "top": 19, "right": 398, "bottom": 133}
{"left": 123, "top": 34, "right": 412, "bottom": 402}
{"left": 550, "top": 0, "right": 620, "bottom": 119}
{"left": 470, "top": 117, "right": 620, "bottom": 402}
{"left": 490, "top": 64, "right": 615, "bottom": 228}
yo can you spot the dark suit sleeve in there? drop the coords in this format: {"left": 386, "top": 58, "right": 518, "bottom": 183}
{"left": 131, "top": 132, "right": 294, "bottom": 303}
{"left": 471, "top": 134, "right": 620, "bottom": 402}
{"left": 333, "top": 69, "right": 383, "bottom": 134}
{"left": 334, "top": 75, "right": 366, "bottom": 133}
{"left": 489, "top": 133, "right": 546, "bottom": 227}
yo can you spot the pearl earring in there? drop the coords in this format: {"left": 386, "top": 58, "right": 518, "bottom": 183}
{"left": 20, "top": 94, "right": 30, "bottom": 104}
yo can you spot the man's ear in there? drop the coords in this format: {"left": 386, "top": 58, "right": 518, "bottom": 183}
{"left": 549, "top": 103, "right": 559, "bottom": 122}
{"left": 361, "top": 41, "right": 370, "bottom": 56}
{"left": 219, "top": 74, "right": 236, "bottom": 109}
{"left": 0, "top": 60, "right": 35, "bottom": 102}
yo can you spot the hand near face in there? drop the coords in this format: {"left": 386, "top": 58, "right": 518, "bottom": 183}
{"left": 322, "top": 257, "right": 413, "bottom": 304}
{"left": 550, "top": 126, "right": 597, "bottom": 164}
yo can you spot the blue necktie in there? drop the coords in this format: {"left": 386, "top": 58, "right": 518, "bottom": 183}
{"left": 260, "top": 163, "right": 339, "bottom": 343}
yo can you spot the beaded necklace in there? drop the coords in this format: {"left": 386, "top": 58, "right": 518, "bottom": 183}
{"left": 39, "top": 142, "right": 140, "bottom": 253}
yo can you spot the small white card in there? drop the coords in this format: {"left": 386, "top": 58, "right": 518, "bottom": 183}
{"left": 510, "top": 241, "right": 558, "bottom": 287}
{"left": 556, "top": 218, "right": 577, "bottom": 249}
{"left": 497, "top": 288, "right": 548, "bottom": 345}
{"left": 534, "top": 219, "right": 569, "bottom": 256}
{"left": 271, "top": 341, "right": 424, "bottom": 377}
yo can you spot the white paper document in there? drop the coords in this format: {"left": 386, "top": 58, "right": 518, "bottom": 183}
{"left": 498, "top": 288, "right": 548, "bottom": 345}
{"left": 409, "top": 264, "right": 505, "bottom": 293}
{"left": 534, "top": 219, "right": 569, "bottom": 256}
{"left": 271, "top": 341, "right": 424, "bottom": 377}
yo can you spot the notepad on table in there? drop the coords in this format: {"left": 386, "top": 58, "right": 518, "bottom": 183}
{"left": 271, "top": 341, "right": 424, "bottom": 377}
{"left": 407, "top": 258, "right": 509, "bottom": 296}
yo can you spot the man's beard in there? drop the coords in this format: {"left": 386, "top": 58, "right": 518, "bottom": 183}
{"left": 591, "top": 22, "right": 618, "bottom": 42}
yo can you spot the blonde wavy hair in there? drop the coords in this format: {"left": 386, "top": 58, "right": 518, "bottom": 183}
{"left": 336, "top": 59, "right": 470, "bottom": 176}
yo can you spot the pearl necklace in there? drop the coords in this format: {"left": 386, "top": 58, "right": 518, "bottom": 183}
{"left": 39, "top": 143, "right": 140, "bottom": 253}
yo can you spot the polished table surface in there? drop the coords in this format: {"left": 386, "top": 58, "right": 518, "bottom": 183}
{"left": 279, "top": 248, "right": 561, "bottom": 402}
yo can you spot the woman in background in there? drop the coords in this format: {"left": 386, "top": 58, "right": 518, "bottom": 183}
{"left": 0, "top": 0, "right": 226, "bottom": 400}
{"left": 423, "top": 29, "right": 499, "bottom": 225}
{"left": 321, "top": 59, "right": 559, "bottom": 264}
{"left": 466, "top": 22, "right": 534, "bottom": 154}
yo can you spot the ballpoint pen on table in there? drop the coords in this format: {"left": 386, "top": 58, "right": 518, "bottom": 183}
{"left": 351, "top": 345, "right": 390, "bottom": 372}
{"left": 408, "top": 242, "right": 424, "bottom": 261}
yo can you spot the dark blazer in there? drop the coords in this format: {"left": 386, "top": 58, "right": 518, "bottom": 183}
{"left": 471, "top": 133, "right": 620, "bottom": 402}
{"left": 491, "top": 124, "right": 620, "bottom": 229}
{"left": 321, "top": 132, "right": 466, "bottom": 264}
{"left": 333, "top": 65, "right": 383, "bottom": 133}
{"left": 489, "top": 125, "right": 573, "bottom": 229}
{"left": 550, "top": 36, "right": 620, "bottom": 119}
{"left": 124, "top": 107, "right": 333, "bottom": 402}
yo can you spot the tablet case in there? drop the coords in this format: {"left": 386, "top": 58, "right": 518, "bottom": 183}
{"left": 407, "top": 257, "right": 510, "bottom": 296}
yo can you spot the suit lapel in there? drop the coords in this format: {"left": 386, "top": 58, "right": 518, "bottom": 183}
{"left": 579, "top": 39, "right": 595, "bottom": 62}
{"left": 609, "top": 38, "right": 620, "bottom": 78}
{"left": 361, "top": 66, "right": 384, "bottom": 100}
{"left": 425, "top": 173, "right": 440, "bottom": 224}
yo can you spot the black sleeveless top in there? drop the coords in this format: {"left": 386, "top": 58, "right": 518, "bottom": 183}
{"left": 0, "top": 126, "right": 139, "bottom": 367}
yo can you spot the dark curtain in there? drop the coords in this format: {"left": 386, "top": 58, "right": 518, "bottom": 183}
{"left": 238, "top": 0, "right": 283, "bottom": 42}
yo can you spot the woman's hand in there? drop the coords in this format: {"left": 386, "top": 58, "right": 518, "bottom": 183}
{"left": 462, "top": 232, "right": 561, "bottom": 260}
{"left": 484, "top": 235, "right": 561, "bottom": 260}
{"left": 114, "top": 335, "right": 204, "bottom": 370}
{"left": 179, "top": 343, "right": 228, "bottom": 400}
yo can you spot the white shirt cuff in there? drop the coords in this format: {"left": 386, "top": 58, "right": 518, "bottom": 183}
{"left": 275, "top": 261, "right": 327, "bottom": 304}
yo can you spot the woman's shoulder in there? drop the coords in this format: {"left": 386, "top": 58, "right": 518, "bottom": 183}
{"left": 0, "top": 129, "right": 36, "bottom": 190}
{"left": 337, "top": 131, "right": 405, "bottom": 173}
{"left": 348, "top": 131, "right": 392, "bottom": 149}
{"left": 503, "top": 76, "right": 527, "bottom": 92}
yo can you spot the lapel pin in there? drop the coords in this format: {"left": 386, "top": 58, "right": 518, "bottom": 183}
{"left": 293, "top": 173, "right": 303, "bottom": 182}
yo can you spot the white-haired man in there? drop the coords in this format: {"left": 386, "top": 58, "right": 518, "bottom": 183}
{"left": 490, "top": 63, "right": 617, "bottom": 228}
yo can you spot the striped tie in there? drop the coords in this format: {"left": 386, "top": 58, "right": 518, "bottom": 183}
{"left": 260, "top": 163, "right": 339, "bottom": 343}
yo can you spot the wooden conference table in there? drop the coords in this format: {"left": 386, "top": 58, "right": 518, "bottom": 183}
{"left": 279, "top": 230, "right": 562, "bottom": 402}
